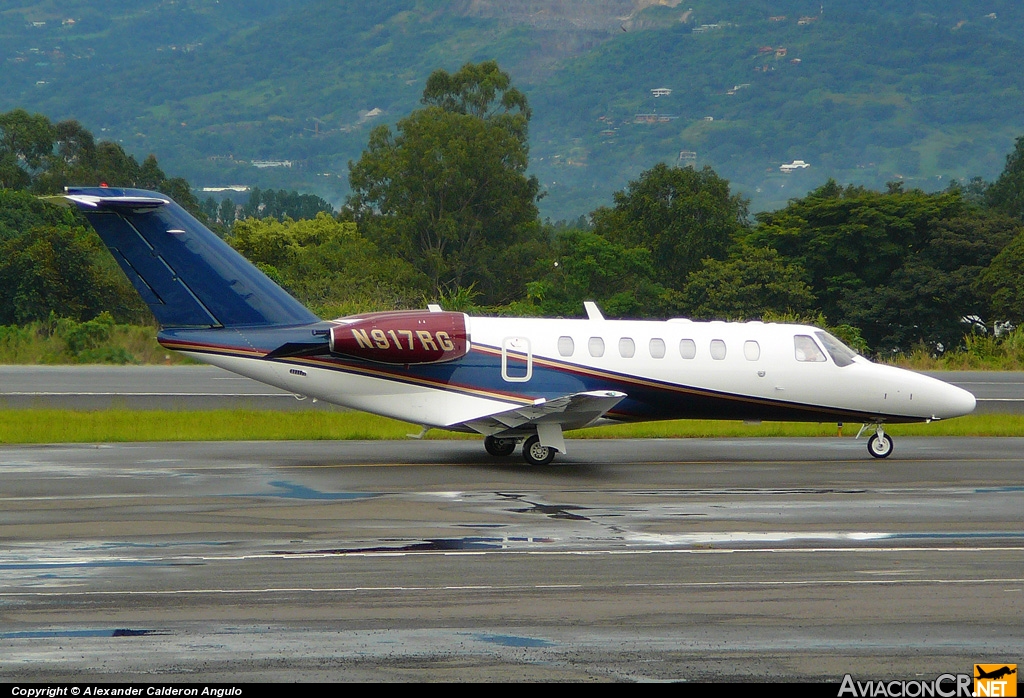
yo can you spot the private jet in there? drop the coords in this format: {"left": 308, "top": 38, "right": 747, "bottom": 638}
{"left": 46, "top": 187, "right": 976, "bottom": 465}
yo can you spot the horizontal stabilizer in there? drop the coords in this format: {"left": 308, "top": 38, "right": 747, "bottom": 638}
{"left": 41, "top": 194, "right": 167, "bottom": 210}
{"left": 462, "top": 390, "right": 626, "bottom": 436}
{"left": 263, "top": 341, "right": 330, "bottom": 360}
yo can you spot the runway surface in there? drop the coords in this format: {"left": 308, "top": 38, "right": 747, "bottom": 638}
{"left": 1, "top": 437, "right": 1022, "bottom": 681}
{"left": 2, "top": 365, "right": 1022, "bottom": 412}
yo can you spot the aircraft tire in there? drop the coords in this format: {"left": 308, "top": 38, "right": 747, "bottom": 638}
{"left": 522, "top": 435, "right": 556, "bottom": 466}
{"left": 484, "top": 435, "right": 516, "bottom": 457}
{"left": 867, "top": 433, "right": 894, "bottom": 459}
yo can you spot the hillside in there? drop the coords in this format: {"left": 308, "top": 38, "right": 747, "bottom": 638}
{"left": 3, "top": 0, "right": 1023, "bottom": 218}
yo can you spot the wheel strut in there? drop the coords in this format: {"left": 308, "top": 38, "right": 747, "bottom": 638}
{"left": 860, "top": 423, "right": 894, "bottom": 459}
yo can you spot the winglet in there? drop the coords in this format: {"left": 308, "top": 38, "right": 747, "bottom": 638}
{"left": 583, "top": 301, "right": 605, "bottom": 321}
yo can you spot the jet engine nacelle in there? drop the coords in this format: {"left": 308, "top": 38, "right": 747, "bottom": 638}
{"left": 329, "top": 310, "right": 470, "bottom": 364}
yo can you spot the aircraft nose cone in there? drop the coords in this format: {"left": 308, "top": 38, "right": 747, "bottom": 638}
{"left": 936, "top": 382, "right": 976, "bottom": 419}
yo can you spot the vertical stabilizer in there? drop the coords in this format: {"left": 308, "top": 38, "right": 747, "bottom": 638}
{"left": 55, "top": 187, "right": 320, "bottom": 329}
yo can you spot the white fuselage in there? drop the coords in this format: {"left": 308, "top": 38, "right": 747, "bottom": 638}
{"left": 192, "top": 317, "right": 976, "bottom": 430}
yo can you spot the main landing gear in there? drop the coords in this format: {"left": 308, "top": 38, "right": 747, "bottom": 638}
{"left": 522, "top": 435, "right": 557, "bottom": 466}
{"left": 859, "top": 423, "right": 894, "bottom": 459}
{"left": 483, "top": 435, "right": 516, "bottom": 457}
{"left": 483, "top": 434, "right": 558, "bottom": 466}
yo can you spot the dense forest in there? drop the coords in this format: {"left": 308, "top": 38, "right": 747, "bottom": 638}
{"left": 2, "top": 1, "right": 1024, "bottom": 219}
{"left": 4, "top": 58, "right": 1024, "bottom": 366}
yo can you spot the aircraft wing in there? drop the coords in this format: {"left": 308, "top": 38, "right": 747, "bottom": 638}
{"left": 460, "top": 390, "right": 626, "bottom": 453}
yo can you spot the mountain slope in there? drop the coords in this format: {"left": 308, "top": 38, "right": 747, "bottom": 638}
{"left": 3, "top": 0, "right": 1023, "bottom": 217}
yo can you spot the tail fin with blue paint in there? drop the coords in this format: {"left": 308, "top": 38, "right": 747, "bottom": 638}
{"left": 50, "top": 187, "right": 319, "bottom": 329}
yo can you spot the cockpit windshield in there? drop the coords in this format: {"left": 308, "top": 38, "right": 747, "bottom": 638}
{"left": 814, "top": 331, "right": 859, "bottom": 367}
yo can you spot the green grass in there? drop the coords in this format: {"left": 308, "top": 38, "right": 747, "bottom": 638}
{"left": 0, "top": 318, "right": 194, "bottom": 365}
{"left": 1, "top": 410, "right": 1021, "bottom": 444}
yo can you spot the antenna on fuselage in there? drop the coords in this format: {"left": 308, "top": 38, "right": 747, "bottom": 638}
{"left": 583, "top": 301, "right": 605, "bottom": 321}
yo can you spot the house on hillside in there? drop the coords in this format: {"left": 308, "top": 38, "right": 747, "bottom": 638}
{"left": 635, "top": 113, "right": 676, "bottom": 123}
{"left": 780, "top": 160, "right": 810, "bottom": 173}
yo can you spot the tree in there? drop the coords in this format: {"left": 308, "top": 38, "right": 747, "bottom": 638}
{"left": 680, "top": 245, "right": 816, "bottom": 320}
{"left": 421, "top": 59, "right": 531, "bottom": 144}
{"left": 0, "top": 109, "right": 54, "bottom": 190}
{"left": 0, "top": 189, "right": 149, "bottom": 324}
{"left": 201, "top": 196, "right": 220, "bottom": 222}
{"left": 0, "top": 188, "right": 76, "bottom": 241}
{"left": 977, "top": 229, "right": 1024, "bottom": 324}
{"left": 229, "top": 214, "right": 429, "bottom": 317}
{"left": 0, "top": 223, "right": 139, "bottom": 325}
{"left": 523, "top": 229, "right": 666, "bottom": 318}
{"left": 241, "top": 187, "right": 334, "bottom": 220}
{"left": 347, "top": 62, "right": 542, "bottom": 304}
{"left": 0, "top": 109, "right": 54, "bottom": 170}
{"left": 752, "top": 181, "right": 1017, "bottom": 351}
{"left": 158, "top": 177, "right": 204, "bottom": 219}
{"left": 986, "top": 136, "right": 1024, "bottom": 220}
{"left": 219, "top": 198, "right": 237, "bottom": 226}
{"left": 35, "top": 120, "right": 98, "bottom": 193}
{"left": 0, "top": 110, "right": 188, "bottom": 202}
{"left": 93, "top": 141, "right": 141, "bottom": 187}
{"left": 590, "top": 164, "right": 749, "bottom": 291}
{"left": 138, "top": 154, "right": 166, "bottom": 190}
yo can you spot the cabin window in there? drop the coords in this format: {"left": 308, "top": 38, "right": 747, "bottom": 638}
{"left": 710, "top": 339, "right": 727, "bottom": 360}
{"left": 815, "top": 331, "right": 857, "bottom": 367}
{"left": 588, "top": 337, "right": 605, "bottom": 357}
{"left": 743, "top": 340, "right": 760, "bottom": 361}
{"left": 679, "top": 339, "right": 696, "bottom": 359}
{"left": 794, "top": 335, "right": 827, "bottom": 362}
{"left": 557, "top": 336, "right": 574, "bottom": 357}
{"left": 618, "top": 337, "right": 635, "bottom": 358}
{"left": 649, "top": 338, "right": 666, "bottom": 359}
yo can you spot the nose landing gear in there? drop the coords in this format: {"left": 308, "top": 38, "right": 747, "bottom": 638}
{"left": 859, "top": 423, "right": 894, "bottom": 458}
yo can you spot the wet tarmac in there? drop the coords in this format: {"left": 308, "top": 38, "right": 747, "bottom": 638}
{"left": 1, "top": 438, "right": 1022, "bottom": 681}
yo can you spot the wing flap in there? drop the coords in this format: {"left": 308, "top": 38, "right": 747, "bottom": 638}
{"left": 462, "top": 390, "right": 626, "bottom": 437}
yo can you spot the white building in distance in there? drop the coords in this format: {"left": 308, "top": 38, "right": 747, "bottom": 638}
{"left": 780, "top": 160, "right": 810, "bottom": 173}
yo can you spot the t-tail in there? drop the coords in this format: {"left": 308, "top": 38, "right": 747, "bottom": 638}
{"left": 49, "top": 187, "right": 319, "bottom": 329}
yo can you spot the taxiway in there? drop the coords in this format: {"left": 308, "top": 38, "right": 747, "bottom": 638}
{"left": 1, "top": 437, "right": 1022, "bottom": 681}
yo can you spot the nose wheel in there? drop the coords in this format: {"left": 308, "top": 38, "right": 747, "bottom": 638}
{"left": 867, "top": 429, "right": 894, "bottom": 459}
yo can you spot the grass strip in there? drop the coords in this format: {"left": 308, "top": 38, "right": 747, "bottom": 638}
{"left": 2, "top": 410, "right": 1023, "bottom": 444}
